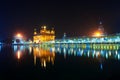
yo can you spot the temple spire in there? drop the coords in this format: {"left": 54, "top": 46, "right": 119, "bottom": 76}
{"left": 99, "top": 21, "right": 102, "bottom": 25}
{"left": 98, "top": 21, "right": 104, "bottom": 31}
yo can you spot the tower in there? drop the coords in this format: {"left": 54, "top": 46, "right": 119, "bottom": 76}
{"left": 98, "top": 21, "right": 104, "bottom": 33}
{"left": 92, "top": 21, "right": 105, "bottom": 37}
{"left": 98, "top": 21, "right": 105, "bottom": 36}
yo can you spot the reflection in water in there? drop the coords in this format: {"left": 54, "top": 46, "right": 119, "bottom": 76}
{"left": 13, "top": 45, "right": 25, "bottom": 60}
{"left": 100, "top": 63, "right": 103, "bottom": 70}
{"left": 33, "top": 47, "right": 55, "bottom": 68}
{"left": 54, "top": 46, "right": 120, "bottom": 70}
{"left": 17, "top": 50, "right": 21, "bottom": 59}
{"left": 28, "top": 46, "right": 32, "bottom": 54}
{"left": 13, "top": 45, "right": 55, "bottom": 68}
{"left": 55, "top": 47, "right": 120, "bottom": 60}
{"left": 14, "top": 45, "right": 25, "bottom": 52}
{"left": 11, "top": 44, "right": 120, "bottom": 70}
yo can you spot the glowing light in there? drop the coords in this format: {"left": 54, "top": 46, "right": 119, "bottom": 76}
{"left": 93, "top": 31, "right": 101, "bottom": 37}
{"left": 29, "top": 47, "right": 32, "bottom": 53}
{"left": 16, "top": 33, "right": 22, "bottom": 38}
{"left": 44, "top": 26, "right": 46, "bottom": 29}
{"left": 115, "top": 50, "right": 118, "bottom": 55}
{"left": 43, "top": 60, "right": 46, "bottom": 68}
{"left": 96, "top": 51, "right": 100, "bottom": 57}
{"left": 17, "top": 50, "right": 21, "bottom": 59}
{"left": 106, "top": 53, "right": 108, "bottom": 59}
{"left": 109, "top": 51, "right": 111, "bottom": 56}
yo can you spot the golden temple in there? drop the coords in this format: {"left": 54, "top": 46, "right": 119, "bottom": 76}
{"left": 33, "top": 26, "right": 55, "bottom": 43}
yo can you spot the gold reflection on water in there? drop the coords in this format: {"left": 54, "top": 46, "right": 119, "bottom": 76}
{"left": 33, "top": 47, "right": 55, "bottom": 68}
{"left": 17, "top": 50, "right": 21, "bottom": 59}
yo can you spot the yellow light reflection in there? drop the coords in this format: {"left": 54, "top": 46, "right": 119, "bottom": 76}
{"left": 96, "top": 51, "right": 100, "bottom": 57}
{"left": 34, "top": 56, "right": 36, "bottom": 65}
{"left": 33, "top": 47, "right": 55, "bottom": 68}
{"left": 17, "top": 50, "right": 21, "bottom": 59}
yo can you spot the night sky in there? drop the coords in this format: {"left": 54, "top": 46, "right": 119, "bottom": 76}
{"left": 0, "top": 0, "right": 120, "bottom": 39}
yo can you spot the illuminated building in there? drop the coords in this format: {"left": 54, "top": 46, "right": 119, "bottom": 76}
{"left": 33, "top": 26, "right": 55, "bottom": 43}
{"left": 33, "top": 47, "right": 55, "bottom": 68}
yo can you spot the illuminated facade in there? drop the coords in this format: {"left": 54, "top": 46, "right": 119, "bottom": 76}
{"left": 33, "top": 26, "right": 55, "bottom": 43}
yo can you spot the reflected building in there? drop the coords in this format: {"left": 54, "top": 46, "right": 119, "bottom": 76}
{"left": 13, "top": 45, "right": 25, "bottom": 52}
{"left": 33, "top": 47, "right": 55, "bottom": 68}
{"left": 54, "top": 46, "right": 120, "bottom": 70}
{"left": 28, "top": 46, "right": 32, "bottom": 54}
{"left": 33, "top": 26, "right": 55, "bottom": 43}
{"left": 55, "top": 46, "right": 120, "bottom": 61}
{"left": 13, "top": 45, "right": 25, "bottom": 60}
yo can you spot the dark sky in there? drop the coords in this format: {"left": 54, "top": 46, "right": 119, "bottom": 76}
{"left": 0, "top": 0, "right": 120, "bottom": 39}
